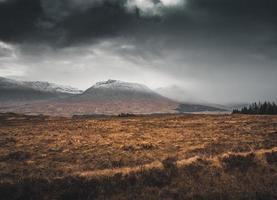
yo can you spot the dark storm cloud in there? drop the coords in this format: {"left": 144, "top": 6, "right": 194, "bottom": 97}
{"left": 0, "top": 0, "right": 141, "bottom": 45}
{"left": 54, "top": 1, "right": 139, "bottom": 45}
{"left": 0, "top": 0, "right": 43, "bottom": 42}
{"left": 1, "top": 0, "right": 276, "bottom": 47}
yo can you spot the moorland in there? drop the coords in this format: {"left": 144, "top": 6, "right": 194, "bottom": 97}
{"left": 0, "top": 113, "right": 276, "bottom": 199}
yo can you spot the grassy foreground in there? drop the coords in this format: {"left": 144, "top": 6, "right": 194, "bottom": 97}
{"left": 0, "top": 113, "right": 276, "bottom": 199}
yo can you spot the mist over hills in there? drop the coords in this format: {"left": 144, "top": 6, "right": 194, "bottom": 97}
{"left": 0, "top": 77, "right": 227, "bottom": 116}
{"left": 156, "top": 85, "right": 204, "bottom": 104}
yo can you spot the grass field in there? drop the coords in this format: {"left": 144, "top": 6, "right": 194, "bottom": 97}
{"left": 0, "top": 113, "right": 276, "bottom": 199}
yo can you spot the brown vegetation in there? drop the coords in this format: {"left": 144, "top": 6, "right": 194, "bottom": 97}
{"left": 0, "top": 113, "right": 276, "bottom": 199}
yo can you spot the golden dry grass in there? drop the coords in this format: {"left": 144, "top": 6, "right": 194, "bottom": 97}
{"left": 0, "top": 113, "right": 276, "bottom": 199}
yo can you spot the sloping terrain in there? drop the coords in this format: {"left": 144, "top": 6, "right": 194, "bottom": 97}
{"left": 0, "top": 114, "right": 276, "bottom": 199}
{"left": 62, "top": 79, "right": 180, "bottom": 115}
{"left": 0, "top": 80, "right": 179, "bottom": 116}
{"left": 0, "top": 77, "right": 82, "bottom": 102}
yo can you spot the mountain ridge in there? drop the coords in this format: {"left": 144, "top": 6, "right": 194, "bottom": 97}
{"left": 0, "top": 77, "right": 82, "bottom": 102}
{"left": 0, "top": 77, "right": 226, "bottom": 116}
{"left": 85, "top": 79, "right": 153, "bottom": 93}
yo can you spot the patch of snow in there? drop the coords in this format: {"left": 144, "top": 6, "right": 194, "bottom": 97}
{"left": 90, "top": 79, "right": 153, "bottom": 93}
{"left": 23, "top": 81, "right": 83, "bottom": 94}
{"left": 0, "top": 77, "right": 27, "bottom": 89}
{"left": 0, "top": 77, "right": 82, "bottom": 94}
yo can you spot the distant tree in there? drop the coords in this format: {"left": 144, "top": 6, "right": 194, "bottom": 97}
{"left": 232, "top": 101, "right": 277, "bottom": 115}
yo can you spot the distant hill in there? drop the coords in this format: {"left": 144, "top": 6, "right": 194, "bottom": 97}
{"left": 0, "top": 77, "right": 82, "bottom": 102}
{"left": 176, "top": 103, "right": 227, "bottom": 113}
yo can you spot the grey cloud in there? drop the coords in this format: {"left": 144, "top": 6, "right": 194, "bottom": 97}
{"left": 0, "top": 41, "right": 16, "bottom": 59}
{"left": 40, "top": 0, "right": 103, "bottom": 22}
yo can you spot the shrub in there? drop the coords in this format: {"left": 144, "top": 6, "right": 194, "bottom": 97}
{"left": 221, "top": 153, "right": 257, "bottom": 171}
{"left": 183, "top": 158, "right": 211, "bottom": 176}
{"left": 265, "top": 151, "right": 277, "bottom": 165}
{"left": 162, "top": 156, "right": 177, "bottom": 170}
{"left": 121, "top": 144, "right": 136, "bottom": 151}
{"left": 1, "top": 151, "right": 31, "bottom": 161}
{"left": 138, "top": 142, "right": 156, "bottom": 150}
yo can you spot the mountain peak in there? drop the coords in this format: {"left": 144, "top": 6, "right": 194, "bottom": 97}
{"left": 86, "top": 79, "right": 152, "bottom": 93}
{"left": 95, "top": 79, "right": 120, "bottom": 86}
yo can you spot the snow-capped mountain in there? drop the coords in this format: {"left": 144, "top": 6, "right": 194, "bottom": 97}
{"left": 72, "top": 79, "right": 174, "bottom": 103}
{"left": 86, "top": 79, "right": 153, "bottom": 93}
{"left": 0, "top": 77, "right": 28, "bottom": 89}
{"left": 23, "top": 81, "right": 82, "bottom": 94}
{"left": 0, "top": 77, "right": 82, "bottom": 102}
{"left": 52, "top": 79, "right": 179, "bottom": 115}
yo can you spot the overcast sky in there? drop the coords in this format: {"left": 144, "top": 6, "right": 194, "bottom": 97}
{"left": 0, "top": 0, "right": 277, "bottom": 104}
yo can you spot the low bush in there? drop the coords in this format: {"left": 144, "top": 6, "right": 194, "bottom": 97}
{"left": 0, "top": 151, "right": 31, "bottom": 162}
{"left": 221, "top": 153, "right": 257, "bottom": 171}
{"left": 265, "top": 151, "right": 277, "bottom": 165}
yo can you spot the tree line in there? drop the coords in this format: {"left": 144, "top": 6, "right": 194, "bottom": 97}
{"left": 233, "top": 102, "right": 277, "bottom": 115}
